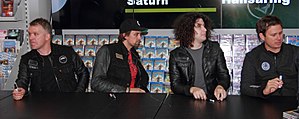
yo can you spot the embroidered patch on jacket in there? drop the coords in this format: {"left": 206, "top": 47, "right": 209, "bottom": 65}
{"left": 59, "top": 55, "right": 68, "bottom": 64}
{"left": 28, "top": 59, "right": 38, "bottom": 69}
{"left": 115, "top": 53, "right": 123, "bottom": 60}
{"left": 261, "top": 62, "right": 270, "bottom": 71}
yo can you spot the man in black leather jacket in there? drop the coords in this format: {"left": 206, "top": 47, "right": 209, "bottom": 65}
{"left": 91, "top": 19, "right": 149, "bottom": 93}
{"left": 169, "top": 13, "right": 231, "bottom": 101}
{"left": 13, "top": 18, "right": 90, "bottom": 100}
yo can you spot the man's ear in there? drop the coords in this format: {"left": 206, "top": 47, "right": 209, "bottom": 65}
{"left": 122, "top": 33, "right": 128, "bottom": 40}
{"left": 259, "top": 33, "right": 265, "bottom": 41}
{"left": 193, "top": 28, "right": 198, "bottom": 35}
{"left": 46, "top": 34, "right": 51, "bottom": 41}
{"left": 121, "top": 33, "right": 126, "bottom": 37}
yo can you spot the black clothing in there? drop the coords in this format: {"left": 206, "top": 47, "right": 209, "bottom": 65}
{"left": 40, "top": 55, "right": 59, "bottom": 92}
{"left": 169, "top": 40, "right": 231, "bottom": 99}
{"left": 91, "top": 42, "right": 149, "bottom": 93}
{"left": 241, "top": 43, "right": 299, "bottom": 97}
{"left": 16, "top": 43, "right": 90, "bottom": 93}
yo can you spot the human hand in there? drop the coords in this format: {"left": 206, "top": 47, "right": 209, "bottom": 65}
{"left": 214, "top": 85, "right": 227, "bottom": 101}
{"left": 129, "top": 88, "right": 146, "bottom": 93}
{"left": 12, "top": 87, "right": 25, "bottom": 101}
{"left": 263, "top": 77, "right": 283, "bottom": 95}
{"left": 190, "top": 87, "right": 206, "bottom": 100}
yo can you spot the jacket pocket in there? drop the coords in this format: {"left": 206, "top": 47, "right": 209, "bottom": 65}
{"left": 176, "top": 57, "right": 191, "bottom": 67}
{"left": 57, "top": 63, "right": 73, "bottom": 74}
{"left": 56, "top": 63, "right": 76, "bottom": 91}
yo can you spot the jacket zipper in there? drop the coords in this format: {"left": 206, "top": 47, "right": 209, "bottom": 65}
{"left": 47, "top": 56, "right": 62, "bottom": 91}
{"left": 274, "top": 55, "right": 283, "bottom": 95}
{"left": 274, "top": 55, "right": 277, "bottom": 68}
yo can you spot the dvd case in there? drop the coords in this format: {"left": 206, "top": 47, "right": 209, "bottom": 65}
{"left": 52, "top": 35, "right": 63, "bottom": 45}
{"left": 72, "top": 46, "right": 84, "bottom": 56}
{"left": 98, "top": 35, "right": 110, "bottom": 46}
{"left": 75, "top": 35, "right": 87, "bottom": 46}
{"left": 144, "top": 36, "right": 156, "bottom": 48}
{"left": 3, "top": 39, "right": 16, "bottom": 54}
{"left": 151, "top": 70, "right": 165, "bottom": 82}
{"left": 84, "top": 45, "right": 96, "bottom": 56}
{"left": 87, "top": 35, "right": 99, "bottom": 45}
{"left": 142, "top": 58, "right": 154, "bottom": 70}
{"left": 150, "top": 82, "right": 164, "bottom": 93}
{"left": 109, "top": 35, "right": 118, "bottom": 44}
{"left": 64, "top": 34, "right": 75, "bottom": 46}
{"left": 156, "top": 36, "right": 169, "bottom": 48}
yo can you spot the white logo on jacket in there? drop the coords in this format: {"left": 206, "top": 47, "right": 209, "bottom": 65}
{"left": 261, "top": 62, "right": 270, "bottom": 71}
{"left": 59, "top": 55, "right": 67, "bottom": 64}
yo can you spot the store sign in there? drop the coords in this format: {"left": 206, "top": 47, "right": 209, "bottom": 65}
{"left": 127, "top": 0, "right": 169, "bottom": 5}
{"left": 221, "top": 0, "right": 299, "bottom": 28}
{"left": 222, "top": 0, "right": 291, "bottom": 6}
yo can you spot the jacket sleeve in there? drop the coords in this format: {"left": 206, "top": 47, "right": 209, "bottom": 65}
{"left": 91, "top": 46, "right": 127, "bottom": 93}
{"left": 169, "top": 52, "right": 192, "bottom": 96}
{"left": 215, "top": 45, "right": 231, "bottom": 90}
{"left": 15, "top": 56, "right": 30, "bottom": 94}
{"left": 240, "top": 54, "right": 267, "bottom": 98}
{"left": 71, "top": 48, "right": 90, "bottom": 92}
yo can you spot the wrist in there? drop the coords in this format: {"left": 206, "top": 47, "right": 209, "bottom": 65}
{"left": 190, "top": 87, "right": 194, "bottom": 94}
{"left": 263, "top": 89, "right": 269, "bottom": 95}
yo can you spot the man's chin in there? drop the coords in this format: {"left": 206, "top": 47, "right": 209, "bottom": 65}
{"left": 30, "top": 46, "right": 37, "bottom": 49}
{"left": 133, "top": 43, "right": 140, "bottom": 48}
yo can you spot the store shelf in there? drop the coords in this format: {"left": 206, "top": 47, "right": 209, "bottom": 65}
{"left": 0, "top": 16, "right": 22, "bottom": 21}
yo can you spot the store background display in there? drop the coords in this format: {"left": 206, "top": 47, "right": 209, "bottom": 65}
{"left": 52, "top": 0, "right": 221, "bottom": 29}
{"left": 52, "top": 0, "right": 299, "bottom": 29}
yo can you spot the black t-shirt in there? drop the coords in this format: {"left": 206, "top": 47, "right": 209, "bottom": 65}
{"left": 41, "top": 54, "right": 59, "bottom": 92}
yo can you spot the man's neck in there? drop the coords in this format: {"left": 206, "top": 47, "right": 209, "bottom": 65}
{"left": 37, "top": 44, "right": 52, "bottom": 56}
{"left": 123, "top": 41, "right": 132, "bottom": 51}
{"left": 265, "top": 44, "right": 281, "bottom": 54}
{"left": 37, "top": 49, "right": 51, "bottom": 56}
{"left": 191, "top": 42, "right": 203, "bottom": 50}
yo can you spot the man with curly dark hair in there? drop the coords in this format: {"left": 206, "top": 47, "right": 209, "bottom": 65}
{"left": 169, "top": 13, "right": 231, "bottom": 101}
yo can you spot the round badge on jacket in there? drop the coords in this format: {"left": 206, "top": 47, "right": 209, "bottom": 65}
{"left": 261, "top": 62, "right": 270, "bottom": 71}
{"left": 59, "top": 55, "right": 68, "bottom": 64}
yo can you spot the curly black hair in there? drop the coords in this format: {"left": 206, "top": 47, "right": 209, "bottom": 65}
{"left": 173, "top": 13, "right": 213, "bottom": 47}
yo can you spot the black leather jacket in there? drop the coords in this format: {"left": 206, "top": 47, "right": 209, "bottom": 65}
{"left": 169, "top": 40, "right": 231, "bottom": 98}
{"left": 16, "top": 43, "right": 90, "bottom": 93}
{"left": 91, "top": 42, "right": 149, "bottom": 93}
